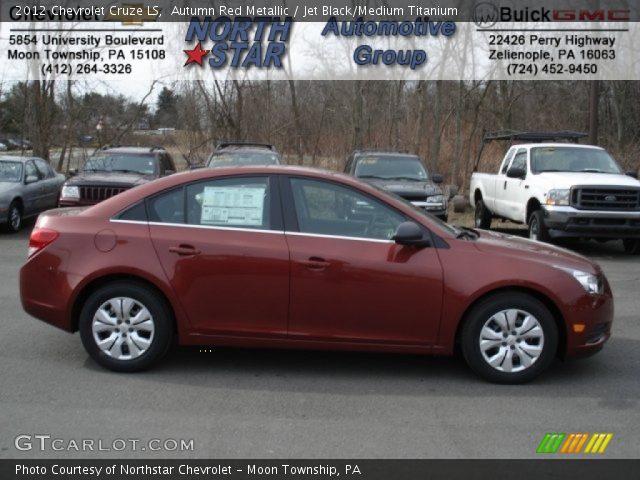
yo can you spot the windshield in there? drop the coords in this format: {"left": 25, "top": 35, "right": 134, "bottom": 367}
{"left": 531, "top": 147, "right": 622, "bottom": 174}
{"left": 0, "top": 161, "right": 23, "bottom": 182}
{"left": 355, "top": 155, "right": 429, "bottom": 181}
{"left": 83, "top": 153, "right": 157, "bottom": 175}
{"left": 208, "top": 151, "right": 280, "bottom": 167}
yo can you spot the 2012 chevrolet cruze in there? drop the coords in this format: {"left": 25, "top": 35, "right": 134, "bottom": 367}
{"left": 20, "top": 166, "right": 613, "bottom": 383}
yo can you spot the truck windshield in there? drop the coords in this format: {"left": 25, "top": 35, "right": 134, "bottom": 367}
{"left": 208, "top": 151, "right": 280, "bottom": 167}
{"left": 531, "top": 147, "right": 622, "bottom": 174}
{"left": 355, "top": 155, "right": 428, "bottom": 181}
{"left": 84, "top": 154, "right": 157, "bottom": 175}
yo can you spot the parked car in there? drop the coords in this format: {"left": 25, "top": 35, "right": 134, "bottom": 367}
{"left": 344, "top": 150, "right": 448, "bottom": 221}
{"left": 206, "top": 142, "right": 281, "bottom": 168}
{"left": 470, "top": 131, "right": 640, "bottom": 254}
{"left": 0, "top": 156, "right": 65, "bottom": 232}
{"left": 21, "top": 166, "right": 613, "bottom": 383}
{"left": 59, "top": 146, "right": 176, "bottom": 207}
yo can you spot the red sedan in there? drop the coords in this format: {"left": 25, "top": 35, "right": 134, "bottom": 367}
{"left": 20, "top": 166, "right": 613, "bottom": 383}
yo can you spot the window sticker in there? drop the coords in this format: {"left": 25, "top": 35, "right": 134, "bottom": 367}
{"left": 200, "top": 186, "right": 266, "bottom": 226}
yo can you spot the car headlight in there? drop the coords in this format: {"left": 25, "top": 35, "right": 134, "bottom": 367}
{"left": 555, "top": 266, "right": 604, "bottom": 295}
{"left": 546, "top": 189, "right": 570, "bottom": 206}
{"left": 426, "top": 195, "right": 444, "bottom": 205}
{"left": 61, "top": 185, "right": 80, "bottom": 199}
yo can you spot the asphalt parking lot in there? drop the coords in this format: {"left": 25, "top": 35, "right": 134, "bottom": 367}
{"left": 1, "top": 221, "right": 638, "bottom": 459}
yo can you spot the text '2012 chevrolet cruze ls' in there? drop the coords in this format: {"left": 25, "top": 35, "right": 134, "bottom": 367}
{"left": 20, "top": 166, "right": 613, "bottom": 383}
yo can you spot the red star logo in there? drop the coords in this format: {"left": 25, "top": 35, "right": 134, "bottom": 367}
{"left": 184, "top": 42, "right": 209, "bottom": 66}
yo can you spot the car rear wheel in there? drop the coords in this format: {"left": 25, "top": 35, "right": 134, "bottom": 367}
{"left": 5, "top": 201, "right": 22, "bottom": 232}
{"left": 474, "top": 200, "right": 492, "bottom": 229}
{"left": 528, "top": 210, "right": 549, "bottom": 243}
{"left": 79, "top": 282, "right": 173, "bottom": 372}
{"left": 622, "top": 239, "right": 640, "bottom": 255}
{"left": 461, "top": 292, "right": 558, "bottom": 383}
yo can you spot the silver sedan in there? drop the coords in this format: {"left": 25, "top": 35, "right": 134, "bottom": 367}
{"left": 0, "top": 156, "right": 65, "bottom": 232}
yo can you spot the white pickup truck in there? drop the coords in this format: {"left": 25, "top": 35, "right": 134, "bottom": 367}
{"left": 469, "top": 131, "right": 640, "bottom": 254}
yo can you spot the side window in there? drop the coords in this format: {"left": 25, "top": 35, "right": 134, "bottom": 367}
{"left": 289, "top": 178, "right": 406, "bottom": 241}
{"left": 511, "top": 150, "right": 527, "bottom": 172}
{"left": 500, "top": 149, "right": 516, "bottom": 174}
{"left": 118, "top": 202, "right": 148, "bottom": 222}
{"left": 34, "top": 159, "right": 53, "bottom": 178}
{"left": 186, "top": 176, "right": 270, "bottom": 230}
{"left": 147, "top": 187, "right": 185, "bottom": 224}
{"left": 24, "top": 161, "right": 39, "bottom": 180}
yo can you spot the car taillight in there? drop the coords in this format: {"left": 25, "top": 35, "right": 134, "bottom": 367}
{"left": 28, "top": 228, "right": 59, "bottom": 257}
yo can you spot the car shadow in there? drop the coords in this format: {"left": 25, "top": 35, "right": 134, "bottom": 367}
{"left": 83, "top": 336, "right": 639, "bottom": 404}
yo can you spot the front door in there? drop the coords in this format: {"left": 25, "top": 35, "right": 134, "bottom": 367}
{"left": 148, "top": 175, "right": 290, "bottom": 337}
{"left": 283, "top": 176, "right": 444, "bottom": 345}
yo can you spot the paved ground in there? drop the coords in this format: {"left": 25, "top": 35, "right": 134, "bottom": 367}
{"left": 1, "top": 221, "right": 638, "bottom": 459}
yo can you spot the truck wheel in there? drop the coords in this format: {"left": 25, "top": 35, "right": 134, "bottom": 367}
{"left": 79, "top": 281, "right": 173, "bottom": 372}
{"left": 474, "top": 200, "right": 492, "bottom": 229}
{"left": 622, "top": 239, "right": 640, "bottom": 255}
{"left": 528, "top": 210, "right": 549, "bottom": 243}
{"left": 461, "top": 292, "right": 558, "bottom": 384}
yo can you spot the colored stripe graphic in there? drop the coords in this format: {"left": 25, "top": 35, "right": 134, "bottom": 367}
{"left": 537, "top": 433, "right": 566, "bottom": 453}
{"left": 538, "top": 433, "right": 613, "bottom": 454}
{"left": 584, "top": 433, "right": 613, "bottom": 454}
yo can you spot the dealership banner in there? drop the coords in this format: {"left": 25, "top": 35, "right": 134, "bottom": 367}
{"left": 0, "top": 0, "right": 639, "bottom": 81}
{"left": 3, "top": 459, "right": 640, "bottom": 480}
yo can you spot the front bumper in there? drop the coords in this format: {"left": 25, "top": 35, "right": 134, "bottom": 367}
{"left": 543, "top": 205, "right": 640, "bottom": 239}
{"left": 410, "top": 201, "right": 448, "bottom": 220}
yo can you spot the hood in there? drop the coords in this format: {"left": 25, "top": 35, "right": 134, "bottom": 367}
{"left": 0, "top": 182, "right": 20, "bottom": 196}
{"left": 363, "top": 178, "right": 442, "bottom": 197}
{"left": 66, "top": 171, "right": 154, "bottom": 187}
{"left": 535, "top": 172, "right": 640, "bottom": 190}
{"left": 473, "top": 229, "right": 599, "bottom": 274}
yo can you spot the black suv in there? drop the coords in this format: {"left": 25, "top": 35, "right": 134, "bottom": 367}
{"left": 344, "top": 150, "right": 448, "bottom": 221}
{"left": 59, "top": 146, "right": 176, "bottom": 207}
{"left": 206, "top": 142, "right": 281, "bottom": 168}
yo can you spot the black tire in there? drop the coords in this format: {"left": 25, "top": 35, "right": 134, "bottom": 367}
{"left": 528, "top": 210, "right": 549, "bottom": 243}
{"left": 622, "top": 239, "right": 640, "bottom": 255}
{"left": 461, "top": 292, "right": 558, "bottom": 384}
{"left": 5, "top": 201, "right": 22, "bottom": 233}
{"left": 79, "top": 281, "right": 173, "bottom": 372}
{"left": 474, "top": 199, "right": 492, "bottom": 229}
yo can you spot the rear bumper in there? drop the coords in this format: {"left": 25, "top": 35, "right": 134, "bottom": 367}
{"left": 543, "top": 206, "right": 640, "bottom": 239}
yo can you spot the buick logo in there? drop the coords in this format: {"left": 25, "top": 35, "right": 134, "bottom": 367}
{"left": 604, "top": 195, "right": 617, "bottom": 202}
{"left": 473, "top": 2, "right": 499, "bottom": 28}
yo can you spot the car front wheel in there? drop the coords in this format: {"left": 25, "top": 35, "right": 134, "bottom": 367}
{"left": 461, "top": 292, "right": 558, "bottom": 383}
{"left": 528, "top": 210, "right": 549, "bottom": 243}
{"left": 5, "top": 201, "right": 22, "bottom": 232}
{"left": 79, "top": 281, "right": 173, "bottom": 372}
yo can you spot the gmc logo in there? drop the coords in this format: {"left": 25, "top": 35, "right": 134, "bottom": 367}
{"left": 553, "top": 9, "right": 630, "bottom": 21}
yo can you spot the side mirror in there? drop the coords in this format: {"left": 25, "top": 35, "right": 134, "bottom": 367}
{"left": 68, "top": 168, "right": 78, "bottom": 176}
{"left": 392, "top": 221, "right": 432, "bottom": 248}
{"left": 25, "top": 174, "right": 39, "bottom": 184}
{"left": 432, "top": 173, "right": 444, "bottom": 184}
{"left": 506, "top": 166, "right": 526, "bottom": 179}
{"left": 625, "top": 171, "right": 638, "bottom": 179}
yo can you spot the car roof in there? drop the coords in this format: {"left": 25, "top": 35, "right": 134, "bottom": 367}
{"left": 514, "top": 143, "right": 604, "bottom": 150}
{"left": 0, "top": 155, "right": 41, "bottom": 163}
{"left": 97, "top": 147, "right": 164, "bottom": 155}
{"left": 216, "top": 142, "right": 276, "bottom": 151}
{"left": 353, "top": 151, "right": 420, "bottom": 158}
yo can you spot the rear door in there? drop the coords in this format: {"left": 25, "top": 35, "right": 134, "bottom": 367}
{"left": 282, "top": 176, "right": 444, "bottom": 345}
{"left": 148, "top": 175, "right": 290, "bottom": 337}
